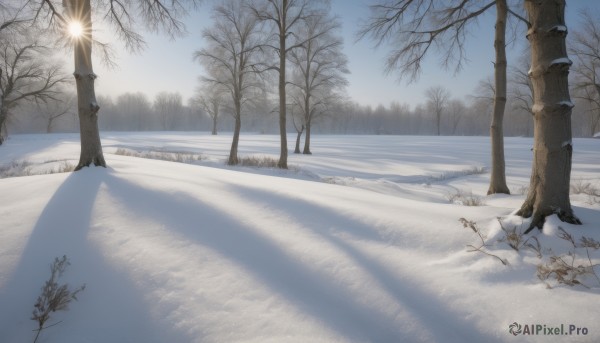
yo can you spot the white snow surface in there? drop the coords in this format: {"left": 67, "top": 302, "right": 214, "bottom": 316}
{"left": 549, "top": 57, "right": 572, "bottom": 66}
{"left": 549, "top": 25, "right": 567, "bottom": 32}
{"left": 532, "top": 100, "right": 574, "bottom": 113}
{"left": 1, "top": 132, "right": 599, "bottom": 343}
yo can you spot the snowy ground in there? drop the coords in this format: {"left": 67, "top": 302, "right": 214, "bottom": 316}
{"left": 0, "top": 132, "right": 599, "bottom": 343}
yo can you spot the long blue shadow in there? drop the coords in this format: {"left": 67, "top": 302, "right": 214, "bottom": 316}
{"left": 102, "top": 173, "right": 407, "bottom": 342}
{"left": 0, "top": 169, "right": 188, "bottom": 343}
{"left": 231, "top": 184, "right": 502, "bottom": 343}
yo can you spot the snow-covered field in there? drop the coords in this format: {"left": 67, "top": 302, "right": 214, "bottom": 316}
{"left": 0, "top": 132, "right": 599, "bottom": 343}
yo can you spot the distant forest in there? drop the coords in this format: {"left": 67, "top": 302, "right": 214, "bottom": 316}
{"left": 7, "top": 88, "right": 597, "bottom": 138}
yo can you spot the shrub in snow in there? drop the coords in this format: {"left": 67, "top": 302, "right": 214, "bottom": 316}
{"left": 496, "top": 218, "right": 542, "bottom": 257}
{"left": 0, "top": 160, "right": 75, "bottom": 178}
{"left": 114, "top": 148, "right": 203, "bottom": 164}
{"left": 570, "top": 179, "right": 600, "bottom": 197}
{"left": 460, "top": 218, "right": 545, "bottom": 266}
{"left": 0, "top": 161, "right": 33, "bottom": 178}
{"left": 464, "top": 217, "right": 600, "bottom": 290}
{"left": 47, "top": 160, "right": 76, "bottom": 174}
{"left": 31, "top": 255, "right": 85, "bottom": 343}
{"left": 537, "top": 228, "right": 600, "bottom": 289}
{"left": 239, "top": 155, "right": 279, "bottom": 168}
{"left": 428, "top": 166, "right": 486, "bottom": 183}
{"left": 447, "top": 189, "right": 485, "bottom": 206}
{"left": 459, "top": 218, "right": 508, "bottom": 266}
{"left": 516, "top": 185, "right": 529, "bottom": 195}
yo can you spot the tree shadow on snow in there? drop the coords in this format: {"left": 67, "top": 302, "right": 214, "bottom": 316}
{"left": 230, "top": 184, "right": 503, "bottom": 343}
{"left": 99, "top": 173, "right": 502, "bottom": 343}
{"left": 0, "top": 168, "right": 189, "bottom": 343}
{"left": 100, "top": 174, "right": 411, "bottom": 342}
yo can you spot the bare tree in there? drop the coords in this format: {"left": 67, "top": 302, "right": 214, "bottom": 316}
{"left": 359, "top": 1, "right": 492, "bottom": 80}
{"left": 472, "top": 76, "right": 495, "bottom": 105}
{"left": 288, "top": 12, "right": 348, "bottom": 154}
{"left": 289, "top": 102, "right": 304, "bottom": 153}
{"left": 446, "top": 98, "right": 466, "bottom": 135}
{"left": 517, "top": 0, "right": 580, "bottom": 233}
{"left": 27, "top": 0, "right": 198, "bottom": 169}
{"left": 359, "top": 0, "right": 528, "bottom": 194}
{"left": 193, "top": 83, "right": 225, "bottom": 135}
{"left": 37, "top": 92, "right": 75, "bottom": 133}
{"left": 570, "top": 10, "right": 600, "bottom": 137}
{"left": 0, "top": 31, "right": 69, "bottom": 144}
{"left": 195, "top": 0, "right": 263, "bottom": 165}
{"left": 154, "top": 91, "right": 183, "bottom": 131}
{"left": 250, "top": 0, "right": 327, "bottom": 168}
{"left": 509, "top": 54, "right": 533, "bottom": 137}
{"left": 0, "top": 2, "right": 30, "bottom": 36}
{"left": 486, "top": 0, "right": 511, "bottom": 194}
{"left": 425, "top": 86, "right": 450, "bottom": 136}
{"left": 115, "top": 92, "right": 152, "bottom": 131}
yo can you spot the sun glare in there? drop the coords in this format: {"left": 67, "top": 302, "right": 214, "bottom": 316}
{"left": 68, "top": 21, "right": 83, "bottom": 38}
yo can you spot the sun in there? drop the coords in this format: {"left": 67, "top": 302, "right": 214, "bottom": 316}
{"left": 68, "top": 21, "right": 83, "bottom": 38}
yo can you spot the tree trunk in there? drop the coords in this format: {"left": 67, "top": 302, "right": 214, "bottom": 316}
{"left": 518, "top": 0, "right": 581, "bottom": 233}
{"left": 593, "top": 83, "right": 600, "bottom": 136}
{"left": 451, "top": 119, "right": 460, "bottom": 135}
{"left": 303, "top": 122, "right": 312, "bottom": 154}
{"left": 47, "top": 118, "right": 53, "bottom": 133}
{"left": 436, "top": 111, "right": 441, "bottom": 136}
{"left": 211, "top": 108, "right": 218, "bottom": 135}
{"left": 277, "top": 44, "right": 288, "bottom": 168}
{"left": 487, "top": 0, "right": 510, "bottom": 195}
{"left": 0, "top": 107, "right": 7, "bottom": 144}
{"left": 294, "top": 125, "right": 304, "bottom": 154}
{"left": 228, "top": 101, "right": 241, "bottom": 165}
{"left": 277, "top": 0, "right": 288, "bottom": 169}
{"left": 70, "top": 0, "right": 106, "bottom": 171}
{"left": 0, "top": 76, "right": 3, "bottom": 144}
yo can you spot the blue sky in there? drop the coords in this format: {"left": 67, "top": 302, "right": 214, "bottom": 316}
{"left": 90, "top": 0, "right": 597, "bottom": 108}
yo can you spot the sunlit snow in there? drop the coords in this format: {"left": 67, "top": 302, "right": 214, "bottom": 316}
{"left": 0, "top": 133, "right": 599, "bottom": 343}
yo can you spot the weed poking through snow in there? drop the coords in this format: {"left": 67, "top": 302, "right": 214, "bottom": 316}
{"left": 237, "top": 155, "right": 301, "bottom": 171}
{"left": 428, "top": 166, "right": 486, "bottom": 182}
{"left": 537, "top": 227, "right": 600, "bottom": 289}
{"left": 461, "top": 218, "right": 600, "bottom": 290}
{"left": 114, "top": 148, "right": 203, "bottom": 164}
{"left": 496, "top": 218, "right": 542, "bottom": 258}
{"left": 0, "top": 160, "right": 75, "bottom": 178}
{"left": 447, "top": 190, "right": 486, "bottom": 206}
{"left": 459, "top": 218, "right": 508, "bottom": 265}
{"left": 31, "top": 255, "right": 85, "bottom": 343}
{"left": 570, "top": 179, "right": 600, "bottom": 197}
{"left": 239, "top": 155, "right": 279, "bottom": 168}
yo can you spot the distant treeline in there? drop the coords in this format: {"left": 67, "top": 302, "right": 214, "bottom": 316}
{"left": 7, "top": 89, "right": 597, "bottom": 138}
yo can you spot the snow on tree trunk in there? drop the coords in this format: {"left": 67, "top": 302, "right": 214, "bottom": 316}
{"left": 518, "top": 0, "right": 581, "bottom": 232}
{"left": 487, "top": 0, "right": 510, "bottom": 195}
{"left": 69, "top": 0, "right": 106, "bottom": 171}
